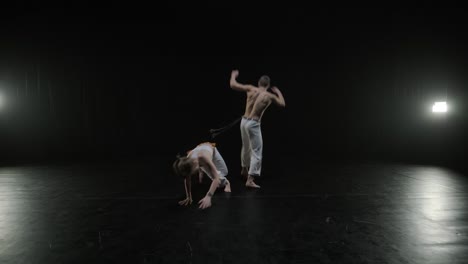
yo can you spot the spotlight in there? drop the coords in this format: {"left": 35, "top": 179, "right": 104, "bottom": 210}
{"left": 432, "top": 102, "right": 447, "bottom": 113}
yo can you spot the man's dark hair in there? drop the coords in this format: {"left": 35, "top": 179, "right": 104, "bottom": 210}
{"left": 258, "top": 75, "right": 270, "bottom": 88}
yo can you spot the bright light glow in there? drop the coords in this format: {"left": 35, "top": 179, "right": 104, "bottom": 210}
{"left": 432, "top": 102, "right": 447, "bottom": 113}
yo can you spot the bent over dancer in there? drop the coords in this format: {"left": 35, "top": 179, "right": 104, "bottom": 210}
{"left": 173, "top": 142, "right": 231, "bottom": 209}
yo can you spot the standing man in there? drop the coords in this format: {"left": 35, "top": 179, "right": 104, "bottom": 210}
{"left": 229, "top": 69, "right": 286, "bottom": 188}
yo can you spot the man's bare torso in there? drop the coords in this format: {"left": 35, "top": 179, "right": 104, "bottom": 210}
{"left": 243, "top": 88, "right": 272, "bottom": 121}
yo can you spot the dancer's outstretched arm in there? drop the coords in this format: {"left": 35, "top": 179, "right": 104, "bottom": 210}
{"left": 197, "top": 157, "right": 221, "bottom": 209}
{"left": 178, "top": 175, "right": 192, "bottom": 206}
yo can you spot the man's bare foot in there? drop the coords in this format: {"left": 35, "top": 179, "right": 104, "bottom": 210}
{"left": 245, "top": 179, "right": 261, "bottom": 188}
{"left": 224, "top": 180, "right": 231, "bottom": 192}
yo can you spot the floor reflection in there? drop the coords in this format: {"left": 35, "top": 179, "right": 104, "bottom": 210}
{"left": 397, "top": 166, "right": 468, "bottom": 262}
{"left": 0, "top": 168, "right": 31, "bottom": 258}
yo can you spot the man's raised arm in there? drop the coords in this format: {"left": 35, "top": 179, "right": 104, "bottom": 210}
{"left": 270, "top": 86, "right": 286, "bottom": 107}
{"left": 230, "top": 70, "right": 255, "bottom": 92}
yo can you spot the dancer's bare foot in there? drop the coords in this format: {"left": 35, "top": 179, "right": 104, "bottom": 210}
{"left": 245, "top": 181, "right": 261, "bottom": 188}
{"left": 223, "top": 179, "right": 231, "bottom": 192}
{"left": 246, "top": 176, "right": 260, "bottom": 188}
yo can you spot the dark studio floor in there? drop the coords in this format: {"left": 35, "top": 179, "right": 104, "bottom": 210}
{"left": 0, "top": 157, "right": 467, "bottom": 263}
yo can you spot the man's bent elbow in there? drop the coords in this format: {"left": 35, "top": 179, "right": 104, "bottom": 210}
{"left": 229, "top": 81, "right": 237, "bottom": 89}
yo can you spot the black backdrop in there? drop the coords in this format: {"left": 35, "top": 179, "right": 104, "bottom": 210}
{"left": 0, "top": 6, "right": 466, "bottom": 170}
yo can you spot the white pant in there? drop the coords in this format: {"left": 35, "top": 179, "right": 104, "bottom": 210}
{"left": 200, "top": 147, "right": 229, "bottom": 185}
{"left": 240, "top": 117, "right": 263, "bottom": 176}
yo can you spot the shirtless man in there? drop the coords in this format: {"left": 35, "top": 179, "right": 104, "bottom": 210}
{"left": 229, "top": 69, "right": 286, "bottom": 188}
{"left": 173, "top": 142, "right": 231, "bottom": 209}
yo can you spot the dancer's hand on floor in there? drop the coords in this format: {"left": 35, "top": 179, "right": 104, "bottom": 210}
{"left": 198, "top": 196, "right": 212, "bottom": 209}
{"left": 178, "top": 197, "right": 192, "bottom": 206}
